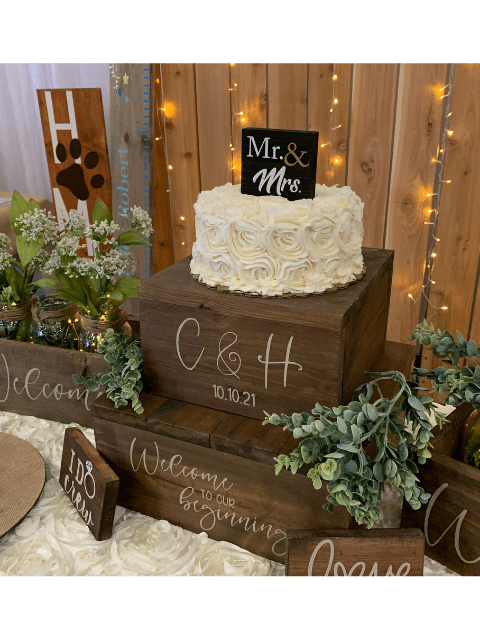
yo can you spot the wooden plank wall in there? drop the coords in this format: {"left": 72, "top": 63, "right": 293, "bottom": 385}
{"left": 152, "top": 63, "right": 480, "bottom": 371}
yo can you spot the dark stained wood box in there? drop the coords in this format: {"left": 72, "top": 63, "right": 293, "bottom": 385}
{"left": 401, "top": 402, "right": 480, "bottom": 576}
{"left": 138, "top": 248, "right": 394, "bottom": 421}
{"left": 0, "top": 318, "right": 139, "bottom": 426}
{"left": 0, "top": 338, "right": 108, "bottom": 425}
{"left": 93, "top": 340, "right": 414, "bottom": 564}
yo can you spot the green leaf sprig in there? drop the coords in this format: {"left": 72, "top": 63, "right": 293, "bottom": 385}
{"left": 263, "top": 371, "right": 449, "bottom": 528}
{"left": 72, "top": 328, "right": 144, "bottom": 413}
{"left": 410, "top": 319, "right": 480, "bottom": 409}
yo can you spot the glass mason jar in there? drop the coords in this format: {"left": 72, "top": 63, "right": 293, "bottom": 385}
{"left": 0, "top": 299, "right": 32, "bottom": 341}
{"left": 30, "top": 295, "right": 78, "bottom": 349}
{"left": 78, "top": 308, "right": 132, "bottom": 352}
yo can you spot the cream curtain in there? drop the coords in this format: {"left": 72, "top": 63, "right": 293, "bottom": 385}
{"left": 0, "top": 63, "right": 110, "bottom": 199}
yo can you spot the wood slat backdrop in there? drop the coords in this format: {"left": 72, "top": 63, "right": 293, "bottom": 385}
{"left": 152, "top": 63, "right": 480, "bottom": 398}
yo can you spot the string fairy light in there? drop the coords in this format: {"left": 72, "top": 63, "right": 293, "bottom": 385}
{"left": 319, "top": 64, "right": 343, "bottom": 179}
{"left": 228, "top": 65, "right": 247, "bottom": 182}
{"left": 407, "top": 67, "right": 456, "bottom": 317}
{"left": 155, "top": 70, "right": 188, "bottom": 251}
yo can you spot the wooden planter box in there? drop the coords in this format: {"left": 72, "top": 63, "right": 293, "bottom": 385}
{"left": 0, "top": 338, "right": 108, "bottom": 425}
{"left": 0, "top": 320, "right": 139, "bottom": 426}
{"left": 93, "top": 340, "right": 414, "bottom": 563}
{"left": 138, "top": 248, "right": 394, "bottom": 421}
{"left": 401, "top": 402, "right": 480, "bottom": 576}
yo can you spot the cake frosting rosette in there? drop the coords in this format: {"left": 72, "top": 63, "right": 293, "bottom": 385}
{"left": 190, "top": 182, "right": 365, "bottom": 297}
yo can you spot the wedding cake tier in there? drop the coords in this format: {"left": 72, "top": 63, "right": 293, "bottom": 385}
{"left": 190, "top": 183, "right": 365, "bottom": 297}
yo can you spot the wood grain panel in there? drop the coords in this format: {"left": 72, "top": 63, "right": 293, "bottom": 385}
{"left": 230, "top": 64, "right": 267, "bottom": 185}
{"left": 385, "top": 64, "right": 448, "bottom": 344}
{"left": 308, "top": 63, "right": 352, "bottom": 186}
{"left": 195, "top": 64, "right": 231, "bottom": 191}
{"left": 268, "top": 64, "right": 308, "bottom": 130}
{"left": 422, "top": 64, "right": 480, "bottom": 379}
{"left": 153, "top": 64, "right": 175, "bottom": 273}
{"left": 109, "top": 64, "right": 154, "bottom": 314}
{"left": 160, "top": 64, "right": 201, "bottom": 261}
{"left": 348, "top": 64, "right": 399, "bottom": 248}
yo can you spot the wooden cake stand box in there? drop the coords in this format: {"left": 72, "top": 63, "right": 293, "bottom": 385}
{"left": 93, "top": 340, "right": 414, "bottom": 564}
{"left": 138, "top": 248, "right": 394, "bottom": 422}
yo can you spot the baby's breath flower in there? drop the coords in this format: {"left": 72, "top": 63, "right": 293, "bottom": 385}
{"left": 30, "top": 249, "right": 49, "bottom": 270}
{"left": 16, "top": 208, "right": 58, "bottom": 243}
{"left": 64, "top": 210, "right": 89, "bottom": 236}
{"left": 87, "top": 220, "right": 120, "bottom": 242}
{"left": 129, "top": 206, "right": 153, "bottom": 237}
{"left": 0, "top": 247, "right": 12, "bottom": 271}
{"left": 63, "top": 250, "right": 136, "bottom": 280}
{"left": 0, "top": 233, "right": 11, "bottom": 249}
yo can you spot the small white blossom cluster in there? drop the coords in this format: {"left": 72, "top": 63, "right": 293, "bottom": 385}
{"left": 0, "top": 233, "right": 11, "bottom": 249}
{"left": 30, "top": 249, "right": 50, "bottom": 270}
{"left": 15, "top": 208, "right": 58, "bottom": 243}
{"left": 88, "top": 220, "right": 120, "bottom": 242}
{"left": 0, "top": 234, "right": 12, "bottom": 271}
{"left": 61, "top": 249, "right": 136, "bottom": 279}
{"left": 64, "top": 210, "right": 89, "bottom": 236}
{"left": 129, "top": 206, "right": 153, "bottom": 237}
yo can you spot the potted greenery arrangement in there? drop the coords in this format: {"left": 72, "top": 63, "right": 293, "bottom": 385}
{"left": 33, "top": 198, "right": 153, "bottom": 352}
{"left": 0, "top": 192, "right": 57, "bottom": 340}
{"left": 263, "top": 369, "right": 449, "bottom": 528}
{"left": 411, "top": 319, "right": 480, "bottom": 467}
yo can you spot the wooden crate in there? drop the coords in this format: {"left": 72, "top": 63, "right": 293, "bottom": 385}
{"left": 401, "top": 402, "right": 480, "bottom": 576}
{"left": 138, "top": 247, "right": 394, "bottom": 421}
{"left": 0, "top": 338, "right": 108, "bottom": 425}
{"left": 93, "top": 340, "right": 414, "bottom": 564}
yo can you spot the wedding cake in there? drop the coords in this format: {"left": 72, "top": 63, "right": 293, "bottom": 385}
{"left": 190, "top": 182, "right": 365, "bottom": 297}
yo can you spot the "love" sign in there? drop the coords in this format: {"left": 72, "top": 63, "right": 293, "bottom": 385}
{"left": 241, "top": 127, "right": 318, "bottom": 201}
{"left": 286, "top": 529, "right": 425, "bottom": 576}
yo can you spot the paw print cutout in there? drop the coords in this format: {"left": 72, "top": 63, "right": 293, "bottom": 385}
{"left": 55, "top": 138, "right": 105, "bottom": 201}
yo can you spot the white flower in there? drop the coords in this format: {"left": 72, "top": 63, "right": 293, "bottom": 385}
{"left": 30, "top": 249, "right": 49, "bottom": 270}
{"left": 87, "top": 220, "right": 120, "bottom": 242}
{"left": 0, "top": 233, "right": 11, "bottom": 249}
{"left": 0, "top": 247, "right": 12, "bottom": 271}
{"left": 63, "top": 250, "right": 136, "bottom": 279}
{"left": 15, "top": 208, "right": 58, "bottom": 243}
{"left": 64, "top": 210, "right": 88, "bottom": 236}
{"left": 129, "top": 206, "right": 153, "bottom": 237}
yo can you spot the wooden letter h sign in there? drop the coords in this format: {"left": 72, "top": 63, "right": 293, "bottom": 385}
{"left": 37, "top": 88, "right": 112, "bottom": 256}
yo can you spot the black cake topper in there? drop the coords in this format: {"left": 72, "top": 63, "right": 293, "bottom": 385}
{"left": 241, "top": 127, "right": 319, "bottom": 201}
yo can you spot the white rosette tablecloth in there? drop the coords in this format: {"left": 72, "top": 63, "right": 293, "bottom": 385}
{"left": 0, "top": 410, "right": 457, "bottom": 576}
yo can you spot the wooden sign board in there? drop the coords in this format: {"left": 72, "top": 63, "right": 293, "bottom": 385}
{"left": 109, "top": 63, "right": 154, "bottom": 316}
{"left": 139, "top": 248, "right": 394, "bottom": 421}
{"left": 241, "top": 127, "right": 318, "bottom": 201}
{"left": 92, "top": 340, "right": 414, "bottom": 563}
{"left": 401, "top": 403, "right": 480, "bottom": 576}
{"left": 37, "top": 88, "right": 112, "bottom": 257}
{"left": 0, "top": 339, "right": 108, "bottom": 426}
{"left": 286, "top": 529, "right": 425, "bottom": 576}
{"left": 59, "top": 428, "right": 119, "bottom": 540}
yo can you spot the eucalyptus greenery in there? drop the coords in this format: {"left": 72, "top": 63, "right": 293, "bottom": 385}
{"left": 410, "top": 319, "right": 480, "bottom": 410}
{"left": 72, "top": 328, "right": 144, "bottom": 413}
{"left": 263, "top": 371, "right": 449, "bottom": 528}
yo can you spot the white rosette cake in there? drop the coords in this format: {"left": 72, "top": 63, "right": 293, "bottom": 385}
{"left": 190, "top": 183, "right": 365, "bottom": 297}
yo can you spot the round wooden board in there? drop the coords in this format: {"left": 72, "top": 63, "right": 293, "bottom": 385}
{"left": 0, "top": 432, "right": 46, "bottom": 537}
